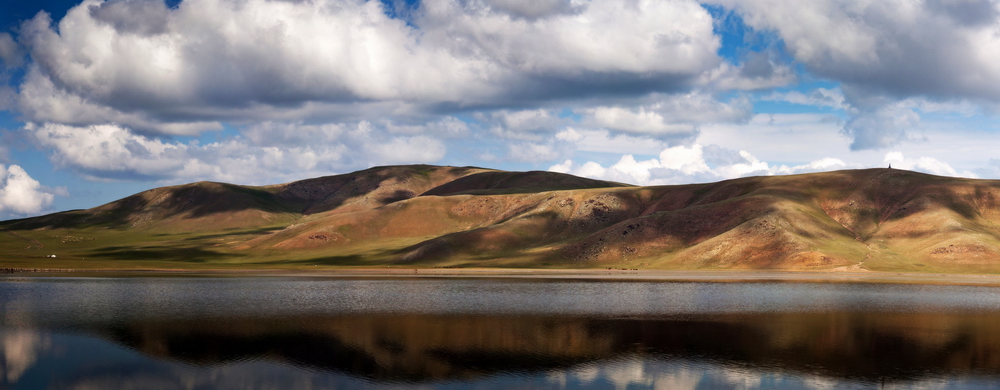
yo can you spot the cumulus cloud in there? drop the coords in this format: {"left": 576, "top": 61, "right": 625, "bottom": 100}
{"left": 477, "top": 91, "right": 753, "bottom": 145}
{"left": 17, "top": 68, "right": 224, "bottom": 135}
{"left": 506, "top": 142, "right": 561, "bottom": 162}
{"left": 577, "top": 92, "right": 753, "bottom": 140}
{"left": 480, "top": 91, "right": 757, "bottom": 163}
{"left": 420, "top": 0, "right": 719, "bottom": 76}
{"left": 0, "top": 33, "right": 23, "bottom": 69}
{"left": 483, "top": 0, "right": 578, "bottom": 20}
{"left": 555, "top": 128, "right": 669, "bottom": 156}
{"left": 27, "top": 121, "right": 449, "bottom": 183}
{"left": 582, "top": 106, "right": 696, "bottom": 137}
{"left": 836, "top": 94, "right": 985, "bottom": 150}
{"left": 11, "top": 0, "right": 995, "bottom": 194}
{"left": 843, "top": 103, "right": 922, "bottom": 150}
{"left": 883, "top": 151, "right": 975, "bottom": 177}
{"left": 553, "top": 142, "right": 981, "bottom": 185}
{"left": 383, "top": 117, "right": 470, "bottom": 138}
{"left": 4, "top": 0, "right": 741, "bottom": 184}
{"left": 498, "top": 125, "right": 583, "bottom": 162}
{"left": 698, "top": 53, "right": 797, "bottom": 91}
{"left": 479, "top": 109, "right": 567, "bottom": 140}
{"left": 365, "top": 135, "right": 447, "bottom": 164}
{"left": 15, "top": 0, "right": 721, "bottom": 132}
{"left": 974, "top": 159, "right": 1000, "bottom": 178}
{"left": 0, "top": 165, "right": 57, "bottom": 216}
{"left": 712, "top": 0, "right": 1000, "bottom": 99}
{"left": 0, "top": 33, "right": 22, "bottom": 110}
{"left": 549, "top": 143, "right": 855, "bottom": 185}
{"left": 760, "top": 88, "right": 846, "bottom": 109}
{"left": 708, "top": 0, "right": 1000, "bottom": 149}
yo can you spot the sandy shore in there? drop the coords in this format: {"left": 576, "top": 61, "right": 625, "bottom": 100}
{"left": 4, "top": 267, "right": 1000, "bottom": 286}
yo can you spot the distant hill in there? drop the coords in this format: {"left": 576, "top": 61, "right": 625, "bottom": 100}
{"left": 3, "top": 165, "right": 1000, "bottom": 273}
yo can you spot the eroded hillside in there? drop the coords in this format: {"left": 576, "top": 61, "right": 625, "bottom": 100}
{"left": 3, "top": 166, "right": 1000, "bottom": 273}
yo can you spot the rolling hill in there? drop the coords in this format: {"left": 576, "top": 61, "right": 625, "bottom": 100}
{"left": 3, "top": 165, "right": 1000, "bottom": 273}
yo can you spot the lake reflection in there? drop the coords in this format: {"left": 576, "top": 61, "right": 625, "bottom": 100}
{"left": 4, "top": 277, "right": 1000, "bottom": 389}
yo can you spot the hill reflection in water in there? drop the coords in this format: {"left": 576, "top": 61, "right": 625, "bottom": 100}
{"left": 4, "top": 277, "right": 1000, "bottom": 388}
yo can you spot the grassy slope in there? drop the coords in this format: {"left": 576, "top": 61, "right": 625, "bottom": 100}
{"left": 4, "top": 166, "right": 1000, "bottom": 273}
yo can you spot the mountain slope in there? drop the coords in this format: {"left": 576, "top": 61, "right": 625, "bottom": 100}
{"left": 3, "top": 166, "right": 1000, "bottom": 273}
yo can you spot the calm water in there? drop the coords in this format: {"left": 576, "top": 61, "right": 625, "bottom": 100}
{"left": 4, "top": 276, "right": 1000, "bottom": 389}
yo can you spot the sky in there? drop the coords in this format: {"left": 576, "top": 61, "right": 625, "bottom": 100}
{"left": 3, "top": 0, "right": 1000, "bottom": 220}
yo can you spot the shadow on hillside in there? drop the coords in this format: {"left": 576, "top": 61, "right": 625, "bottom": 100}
{"left": 279, "top": 165, "right": 479, "bottom": 215}
{"left": 92, "top": 183, "right": 300, "bottom": 229}
{"left": 2, "top": 210, "right": 90, "bottom": 230}
{"left": 87, "top": 245, "right": 245, "bottom": 262}
{"left": 257, "top": 255, "right": 371, "bottom": 267}
{"left": 172, "top": 227, "right": 287, "bottom": 241}
{"left": 421, "top": 171, "right": 627, "bottom": 197}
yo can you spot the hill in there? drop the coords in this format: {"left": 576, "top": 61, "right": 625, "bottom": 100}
{"left": 3, "top": 165, "right": 1000, "bottom": 273}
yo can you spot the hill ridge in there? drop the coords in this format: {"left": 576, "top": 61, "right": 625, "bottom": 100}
{"left": 3, "top": 165, "right": 1000, "bottom": 274}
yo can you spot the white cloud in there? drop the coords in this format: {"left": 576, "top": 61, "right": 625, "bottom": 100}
{"left": 760, "top": 88, "right": 846, "bottom": 109}
{"left": 699, "top": 58, "right": 797, "bottom": 91}
{"left": 477, "top": 91, "right": 753, "bottom": 145}
{"left": 16, "top": 0, "right": 722, "bottom": 134}
{"left": 698, "top": 111, "right": 1000, "bottom": 180}
{"left": 8, "top": 0, "right": 731, "bottom": 185}
{"left": 383, "top": 117, "right": 470, "bottom": 138}
{"left": 21, "top": 0, "right": 481, "bottom": 105}
{"left": 507, "top": 142, "right": 562, "bottom": 162}
{"left": 583, "top": 106, "right": 694, "bottom": 136}
{"left": 480, "top": 109, "right": 566, "bottom": 140}
{"left": 420, "top": 0, "right": 719, "bottom": 76}
{"left": 366, "top": 135, "right": 447, "bottom": 164}
{"left": 0, "top": 164, "right": 57, "bottom": 216}
{"left": 577, "top": 92, "right": 752, "bottom": 139}
{"left": 0, "top": 33, "right": 23, "bottom": 69}
{"left": 883, "top": 151, "right": 975, "bottom": 178}
{"left": 27, "top": 121, "right": 448, "bottom": 184}
{"left": 709, "top": 0, "right": 1000, "bottom": 149}
{"left": 30, "top": 123, "right": 190, "bottom": 179}
{"left": 843, "top": 102, "right": 922, "bottom": 150}
{"left": 554, "top": 127, "right": 584, "bottom": 143}
{"left": 483, "top": 0, "right": 577, "bottom": 20}
{"left": 559, "top": 128, "right": 669, "bottom": 156}
{"left": 694, "top": 113, "right": 847, "bottom": 164}
{"left": 548, "top": 143, "right": 856, "bottom": 186}
{"left": 552, "top": 141, "right": 981, "bottom": 186}
{"left": 712, "top": 0, "right": 1000, "bottom": 99}
{"left": 836, "top": 95, "right": 981, "bottom": 150}
{"left": 17, "top": 68, "right": 223, "bottom": 135}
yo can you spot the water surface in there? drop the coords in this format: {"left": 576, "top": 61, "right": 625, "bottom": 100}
{"left": 3, "top": 276, "right": 1000, "bottom": 389}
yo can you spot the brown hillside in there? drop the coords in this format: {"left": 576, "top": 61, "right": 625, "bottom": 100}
{"left": 4, "top": 166, "right": 1000, "bottom": 273}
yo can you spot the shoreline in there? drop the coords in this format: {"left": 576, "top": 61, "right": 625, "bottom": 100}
{"left": 3, "top": 267, "right": 1000, "bottom": 286}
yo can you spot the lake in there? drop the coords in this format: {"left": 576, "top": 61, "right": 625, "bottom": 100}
{"left": 3, "top": 275, "right": 1000, "bottom": 389}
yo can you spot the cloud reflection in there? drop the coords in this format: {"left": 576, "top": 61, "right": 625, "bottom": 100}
{"left": 0, "top": 329, "right": 46, "bottom": 383}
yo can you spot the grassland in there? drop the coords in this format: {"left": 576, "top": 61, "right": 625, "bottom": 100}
{"left": 5, "top": 165, "right": 1000, "bottom": 274}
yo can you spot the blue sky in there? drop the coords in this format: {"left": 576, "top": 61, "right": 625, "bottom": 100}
{"left": 3, "top": 0, "right": 1000, "bottom": 220}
